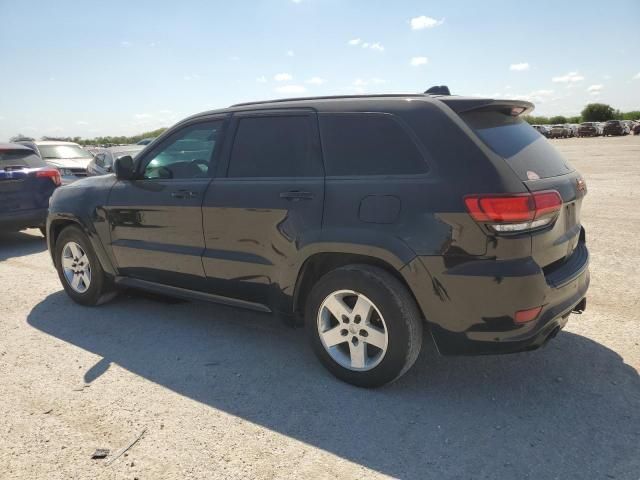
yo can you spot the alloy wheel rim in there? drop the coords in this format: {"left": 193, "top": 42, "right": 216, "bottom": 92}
{"left": 317, "top": 290, "right": 388, "bottom": 371}
{"left": 61, "top": 241, "right": 92, "bottom": 293}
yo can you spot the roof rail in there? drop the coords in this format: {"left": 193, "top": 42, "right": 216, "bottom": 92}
{"left": 231, "top": 93, "right": 426, "bottom": 107}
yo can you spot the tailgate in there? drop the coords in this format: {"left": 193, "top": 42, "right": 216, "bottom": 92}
{"left": 524, "top": 172, "right": 586, "bottom": 268}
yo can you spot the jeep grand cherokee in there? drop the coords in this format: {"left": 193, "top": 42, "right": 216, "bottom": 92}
{"left": 47, "top": 91, "right": 589, "bottom": 387}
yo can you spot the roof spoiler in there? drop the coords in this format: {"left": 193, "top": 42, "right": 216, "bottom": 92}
{"left": 439, "top": 98, "right": 535, "bottom": 116}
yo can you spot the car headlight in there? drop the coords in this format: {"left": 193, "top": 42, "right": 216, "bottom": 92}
{"left": 58, "top": 168, "right": 73, "bottom": 176}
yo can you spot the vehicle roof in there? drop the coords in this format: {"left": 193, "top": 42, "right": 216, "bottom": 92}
{"left": 0, "top": 142, "right": 33, "bottom": 151}
{"left": 33, "top": 141, "right": 81, "bottom": 146}
{"left": 181, "top": 93, "right": 535, "bottom": 123}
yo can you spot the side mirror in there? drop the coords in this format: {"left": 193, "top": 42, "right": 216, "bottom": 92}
{"left": 114, "top": 155, "right": 136, "bottom": 180}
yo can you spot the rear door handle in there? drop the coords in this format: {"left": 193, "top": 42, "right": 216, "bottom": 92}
{"left": 171, "top": 190, "right": 198, "bottom": 199}
{"left": 279, "top": 190, "right": 313, "bottom": 200}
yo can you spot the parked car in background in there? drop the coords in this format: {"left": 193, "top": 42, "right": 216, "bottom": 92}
{"left": 568, "top": 124, "right": 580, "bottom": 137}
{"left": 633, "top": 123, "right": 640, "bottom": 135}
{"left": 550, "top": 124, "right": 570, "bottom": 138}
{"left": 603, "top": 120, "right": 629, "bottom": 136}
{"left": 47, "top": 91, "right": 589, "bottom": 387}
{"left": 1, "top": 143, "right": 61, "bottom": 236}
{"left": 578, "top": 122, "right": 601, "bottom": 137}
{"left": 16, "top": 141, "right": 94, "bottom": 184}
{"left": 87, "top": 145, "right": 145, "bottom": 176}
{"left": 136, "top": 137, "right": 156, "bottom": 145}
{"left": 532, "top": 125, "right": 551, "bottom": 138}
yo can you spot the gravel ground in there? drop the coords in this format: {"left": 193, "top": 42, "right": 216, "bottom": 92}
{"left": 1, "top": 135, "right": 639, "bottom": 480}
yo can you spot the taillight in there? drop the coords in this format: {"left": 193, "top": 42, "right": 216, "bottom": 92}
{"left": 36, "top": 168, "right": 62, "bottom": 187}
{"left": 464, "top": 190, "right": 562, "bottom": 233}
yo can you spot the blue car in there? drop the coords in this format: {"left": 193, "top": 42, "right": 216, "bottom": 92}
{"left": 1, "top": 143, "right": 61, "bottom": 235}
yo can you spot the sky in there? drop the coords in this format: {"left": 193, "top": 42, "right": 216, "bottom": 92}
{"left": 1, "top": 0, "right": 639, "bottom": 140}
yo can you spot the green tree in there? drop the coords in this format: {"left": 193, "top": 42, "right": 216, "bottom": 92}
{"left": 581, "top": 103, "right": 615, "bottom": 122}
{"left": 549, "top": 115, "right": 568, "bottom": 124}
{"left": 9, "top": 134, "right": 35, "bottom": 142}
{"left": 567, "top": 115, "right": 581, "bottom": 124}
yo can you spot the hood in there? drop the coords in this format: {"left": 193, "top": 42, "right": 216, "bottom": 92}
{"left": 45, "top": 158, "right": 92, "bottom": 169}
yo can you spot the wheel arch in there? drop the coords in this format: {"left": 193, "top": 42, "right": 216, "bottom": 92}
{"left": 291, "top": 251, "right": 422, "bottom": 322}
{"left": 48, "top": 214, "right": 117, "bottom": 277}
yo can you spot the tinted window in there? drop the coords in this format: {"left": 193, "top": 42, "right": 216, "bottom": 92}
{"left": 320, "top": 113, "right": 428, "bottom": 176}
{"left": 462, "top": 111, "right": 574, "bottom": 180}
{"left": 0, "top": 150, "right": 46, "bottom": 168}
{"left": 228, "top": 115, "right": 319, "bottom": 177}
{"left": 143, "top": 121, "right": 222, "bottom": 179}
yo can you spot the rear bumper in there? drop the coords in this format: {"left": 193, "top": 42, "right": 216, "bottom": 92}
{"left": 401, "top": 242, "right": 590, "bottom": 355}
{"left": 0, "top": 208, "right": 47, "bottom": 232}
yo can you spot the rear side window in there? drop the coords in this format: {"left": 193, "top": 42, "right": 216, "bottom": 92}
{"left": 0, "top": 150, "right": 47, "bottom": 168}
{"left": 319, "top": 113, "right": 428, "bottom": 176}
{"left": 228, "top": 115, "right": 320, "bottom": 177}
{"left": 461, "top": 111, "right": 574, "bottom": 180}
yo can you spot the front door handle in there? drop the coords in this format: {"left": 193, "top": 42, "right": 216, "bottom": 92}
{"left": 279, "top": 190, "right": 313, "bottom": 200}
{"left": 171, "top": 190, "right": 198, "bottom": 199}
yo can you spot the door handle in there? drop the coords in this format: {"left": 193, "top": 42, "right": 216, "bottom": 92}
{"left": 279, "top": 190, "right": 313, "bottom": 200}
{"left": 171, "top": 190, "right": 198, "bottom": 199}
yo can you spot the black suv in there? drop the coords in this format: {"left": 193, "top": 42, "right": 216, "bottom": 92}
{"left": 47, "top": 92, "right": 589, "bottom": 387}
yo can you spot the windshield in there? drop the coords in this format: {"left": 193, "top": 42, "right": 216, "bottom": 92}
{"left": 462, "top": 111, "right": 575, "bottom": 180}
{"left": 38, "top": 144, "right": 93, "bottom": 159}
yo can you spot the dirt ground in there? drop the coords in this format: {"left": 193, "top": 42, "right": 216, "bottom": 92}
{"left": 1, "top": 135, "right": 639, "bottom": 480}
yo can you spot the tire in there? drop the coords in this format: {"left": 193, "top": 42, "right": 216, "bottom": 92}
{"left": 305, "top": 264, "right": 423, "bottom": 388}
{"left": 54, "top": 225, "right": 116, "bottom": 306}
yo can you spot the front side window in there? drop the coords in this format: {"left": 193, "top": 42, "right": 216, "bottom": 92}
{"left": 227, "top": 115, "right": 320, "bottom": 177}
{"left": 142, "top": 121, "right": 223, "bottom": 179}
{"left": 319, "top": 113, "right": 428, "bottom": 176}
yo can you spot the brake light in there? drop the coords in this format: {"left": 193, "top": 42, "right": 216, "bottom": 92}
{"left": 464, "top": 190, "right": 562, "bottom": 233}
{"left": 36, "top": 168, "right": 62, "bottom": 187}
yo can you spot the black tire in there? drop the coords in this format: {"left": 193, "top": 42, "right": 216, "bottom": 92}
{"left": 54, "top": 225, "right": 116, "bottom": 306}
{"left": 305, "top": 264, "right": 423, "bottom": 388}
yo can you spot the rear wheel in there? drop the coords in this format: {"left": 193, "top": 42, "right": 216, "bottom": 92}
{"left": 54, "top": 225, "right": 116, "bottom": 306}
{"left": 306, "top": 265, "right": 423, "bottom": 388}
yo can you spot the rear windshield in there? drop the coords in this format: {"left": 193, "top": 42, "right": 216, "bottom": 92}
{"left": 0, "top": 150, "right": 47, "bottom": 168}
{"left": 38, "top": 144, "right": 93, "bottom": 160}
{"left": 462, "top": 111, "right": 574, "bottom": 180}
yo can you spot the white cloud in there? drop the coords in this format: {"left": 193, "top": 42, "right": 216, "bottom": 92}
{"left": 291, "top": 0, "right": 302, "bottom": 3}
{"left": 633, "top": 72, "right": 640, "bottom": 80}
{"left": 183, "top": 74, "right": 201, "bottom": 81}
{"left": 256, "top": 76, "right": 267, "bottom": 83}
{"left": 306, "top": 77, "right": 326, "bottom": 85}
{"left": 510, "top": 62, "right": 530, "bottom": 72}
{"left": 410, "top": 56, "right": 428, "bottom": 67}
{"left": 350, "top": 78, "right": 387, "bottom": 93}
{"left": 76, "top": 121, "right": 88, "bottom": 126}
{"left": 120, "top": 41, "right": 132, "bottom": 48}
{"left": 603, "top": 74, "right": 612, "bottom": 80}
{"left": 348, "top": 38, "right": 384, "bottom": 52}
{"left": 134, "top": 113, "right": 152, "bottom": 120}
{"left": 274, "top": 73, "right": 293, "bottom": 82}
{"left": 149, "top": 42, "right": 157, "bottom": 48}
{"left": 286, "top": 50, "right": 294, "bottom": 57}
{"left": 410, "top": 16, "right": 444, "bottom": 30}
{"left": 552, "top": 71, "right": 584, "bottom": 83}
{"left": 587, "top": 84, "right": 603, "bottom": 92}
{"left": 275, "top": 84, "right": 307, "bottom": 94}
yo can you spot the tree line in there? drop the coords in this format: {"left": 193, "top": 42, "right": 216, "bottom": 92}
{"left": 524, "top": 103, "right": 640, "bottom": 125}
{"left": 9, "top": 127, "right": 168, "bottom": 146}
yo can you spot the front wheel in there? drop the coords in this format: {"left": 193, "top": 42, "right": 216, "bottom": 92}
{"left": 54, "top": 225, "right": 116, "bottom": 306}
{"left": 306, "top": 265, "right": 423, "bottom": 388}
